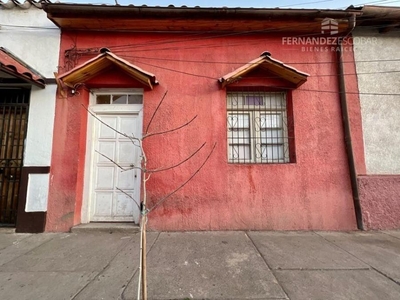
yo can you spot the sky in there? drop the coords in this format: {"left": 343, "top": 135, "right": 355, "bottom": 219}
{"left": 61, "top": 0, "right": 400, "bottom": 9}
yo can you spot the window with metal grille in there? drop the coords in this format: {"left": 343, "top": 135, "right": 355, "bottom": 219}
{"left": 227, "top": 91, "right": 293, "bottom": 164}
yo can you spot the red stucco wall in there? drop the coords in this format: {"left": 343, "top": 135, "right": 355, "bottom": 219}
{"left": 358, "top": 175, "right": 400, "bottom": 230}
{"left": 46, "top": 89, "right": 89, "bottom": 232}
{"left": 46, "top": 31, "right": 364, "bottom": 231}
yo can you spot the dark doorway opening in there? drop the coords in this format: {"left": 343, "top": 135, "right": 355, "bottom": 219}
{"left": 0, "top": 88, "right": 30, "bottom": 226}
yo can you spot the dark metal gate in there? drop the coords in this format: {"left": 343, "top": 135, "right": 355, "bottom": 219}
{"left": 0, "top": 89, "right": 29, "bottom": 226}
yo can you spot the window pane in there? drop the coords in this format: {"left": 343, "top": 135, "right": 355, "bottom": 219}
{"left": 229, "top": 130, "right": 250, "bottom": 144}
{"left": 245, "top": 95, "right": 263, "bottom": 106}
{"left": 112, "top": 95, "right": 127, "bottom": 104}
{"left": 228, "top": 114, "right": 249, "bottom": 129}
{"left": 260, "top": 145, "right": 284, "bottom": 161}
{"left": 264, "top": 94, "right": 285, "bottom": 109}
{"left": 229, "top": 145, "right": 251, "bottom": 160}
{"left": 228, "top": 94, "right": 240, "bottom": 107}
{"left": 228, "top": 92, "right": 286, "bottom": 110}
{"left": 96, "top": 95, "right": 110, "bottom": 104}
{"left": 128, "top": 95, "right": 143, "bottom": 104}
{"left": 260, "top": 114, "right": 282, "bottom": 128}
{"left": 261, "top": 129, "right": 283, "bottom": 144}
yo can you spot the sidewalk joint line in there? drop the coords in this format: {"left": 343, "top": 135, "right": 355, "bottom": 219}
{"left": 245, "top": 231, "right": 291, "bottom": 300}
{"left": 382, "top": 231, "right": 400, "bottom": 241}
{"left": 0, "top": 234, "right": 57, "bottom": 267}
{"left": 70, "top": 233, "right": 138, "bottom": 300}
{"left": 371, "top": 266, "right": 400, "bottom": 286}
{"left": 149, "top": 297, "right": 288, "bottom": 300}
{"left": 313, "top": 231, "right": 400, "bottom": 287}
{"left": 0, "top": 233, "right": 31, "bottom": 251}
{"left": 120, "top": 231, "right": 161, "bottom": 300}
{"left": 272, "top": 268, "right": 371, "bottom": 271}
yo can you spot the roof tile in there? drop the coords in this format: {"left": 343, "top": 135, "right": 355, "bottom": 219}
{"left": 0, "top": 47, "right": 46, "bottom": 88}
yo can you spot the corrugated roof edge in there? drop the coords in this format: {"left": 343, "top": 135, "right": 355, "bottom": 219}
{"left": 347, "top": 4, "right": 400, "bottom": 25}
{"left": 42, "top": 2, "right": 361, "bottom": 12}
{"left": 4, "top": 2, "right": 398, "bottom": 12}
{"left": 42, "top": 3, "right": 364, "bottom": 22}
{"left": 0, "top": 0, "right": 49, "bottom": 9}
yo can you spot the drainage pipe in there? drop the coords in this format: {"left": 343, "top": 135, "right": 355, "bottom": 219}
{"left": 336, "top": 24, "right": 364, "bottom": 230}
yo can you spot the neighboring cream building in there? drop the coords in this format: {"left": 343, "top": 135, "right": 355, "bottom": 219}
{"left": 0, "top": 0, "right": 59, "bottom": 231}
{"left": 352, "top": 5, "right": 400, "bottom": 229}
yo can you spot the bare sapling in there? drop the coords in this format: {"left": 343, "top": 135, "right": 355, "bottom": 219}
{"left": 83, "top": 91, "right": 216, "bottom": 300}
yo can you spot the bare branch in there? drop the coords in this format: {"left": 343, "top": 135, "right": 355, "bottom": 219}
{"left": 82, "top": 104, "right": 140, "bottom": 144}
{"left": 95, "top": 150, "right": 143, "bottom": 173}
{"left": 144, "top": 173, "right": 152, "bottom": 182}
{"left": 129, "top": 133, "right": 142, "bottom": 149}
{"left": 143, "top": 115, "right": 197, "bottom": 139}
{"left": 116, "top": 187, "right": 141, "bottom": 211}
{"left": 145, "top": 91, "right": 168, "bottom": 134}
{"left": 148, "top": 142, "right": 217, "bottom": 213}
{"left": 95, "top": 150, "right": 128, "bottom": 171}
{"left": 120, "top": 165, "right": 143, "bottom": 172}
{"left": 147, "top": 142, "right": 206, "bottom": 173}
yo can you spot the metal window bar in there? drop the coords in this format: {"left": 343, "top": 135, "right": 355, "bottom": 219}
{"left": 227, "top": 91, "right": 291, "bottom": 164}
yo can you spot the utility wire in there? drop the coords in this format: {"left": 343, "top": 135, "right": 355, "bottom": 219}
{"left": 117, "top": 54, "right": 400, "bottom": 66}
{"left": 101, "top": 57, "right": 400, "bottom": 96}
{"left": 278, "top": 0, "right": 334, "bottom": 7}
{"left": 339, "top": 0, "right": 400, "bottom": 7}
{"left": 90, "top": 13, "right": 400, "bottom": 51}
{"left": 106, "top": 26, "right": 391, "bottom": 52}
{"left": 125, "top": 56, "right": 400, "bottom": 79}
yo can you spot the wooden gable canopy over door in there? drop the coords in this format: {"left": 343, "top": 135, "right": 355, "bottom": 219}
{"left": 58, "top": 49, "right": 159, "bottom": 90}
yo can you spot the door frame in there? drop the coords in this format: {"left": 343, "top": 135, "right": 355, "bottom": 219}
{"left": 81, "top": 88, "right": 143, "bottom": 224}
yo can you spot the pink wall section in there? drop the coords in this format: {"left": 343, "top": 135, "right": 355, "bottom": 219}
{"left": 46, "top": 31, "right": 364, "bottom": 231}
{"left": 359, "top": 176, "right": 400, "bottom": 230}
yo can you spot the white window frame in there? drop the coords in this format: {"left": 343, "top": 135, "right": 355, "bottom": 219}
{"left": 90, "top": 88, "right": 144, "bottom": 113}
{"left": 227, "top": 92, "right": 290, "bottom": 164}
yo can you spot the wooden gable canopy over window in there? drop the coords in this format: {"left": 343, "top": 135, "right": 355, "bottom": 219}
{"left": 0, "top": 47, "right": 46, "bottom": 88}
{"left": 219, "top": 52, "right": 309, "bottom": 88}
{"left": 58, "top": 49, "right": 159, "bottom": 89}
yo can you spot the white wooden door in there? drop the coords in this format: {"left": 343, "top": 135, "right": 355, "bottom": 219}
{"left": 90, "top": 113, "right": 141, "bottom": 223}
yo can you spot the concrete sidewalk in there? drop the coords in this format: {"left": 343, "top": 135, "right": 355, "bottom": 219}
{"left": 1, "top": 230, "right": 400, "bottom": 300}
